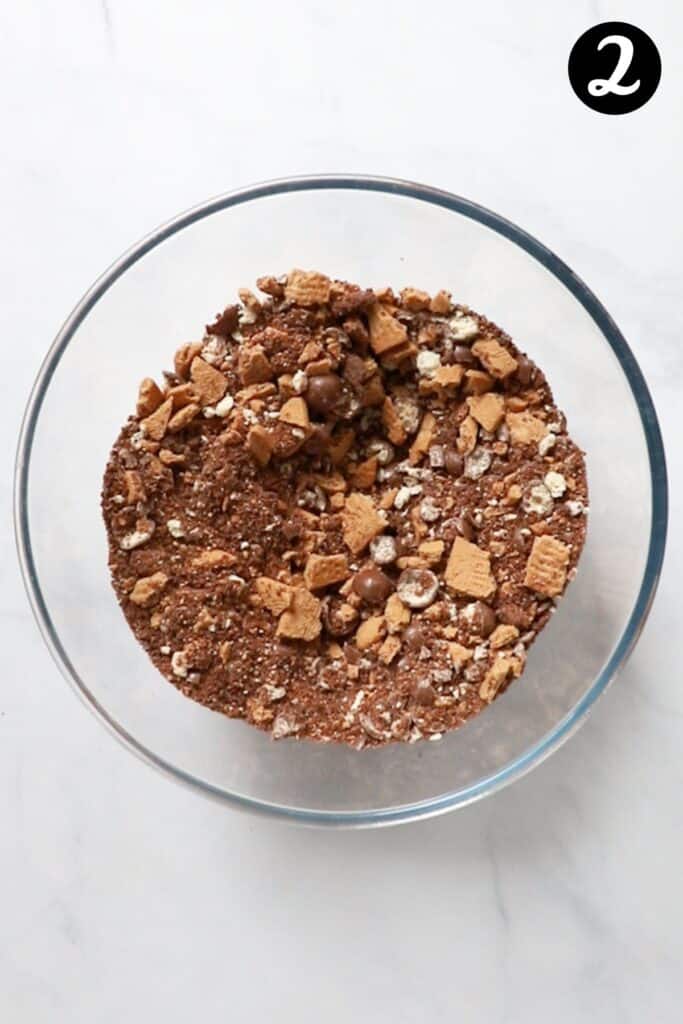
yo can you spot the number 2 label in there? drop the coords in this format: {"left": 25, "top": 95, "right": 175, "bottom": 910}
{"left": 588, "top": 34, "right": 641, "bottom": 97}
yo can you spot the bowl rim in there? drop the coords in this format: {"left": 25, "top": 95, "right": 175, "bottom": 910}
{"left": 14, "top": 173, "right": 668, "bottom": 828}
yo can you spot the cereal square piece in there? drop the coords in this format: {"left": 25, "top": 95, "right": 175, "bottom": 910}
{"left": 472, "top": 338, "right": 518, "bottom": 379}
{"left": 129, "top": 572, "right": 168, "bottom": 607}
{"left": 506, "top": 410, "right": 547, "bottom": 445}
{"left": 238, "top": 345, "right": 274, "bottom": 386}
{"left": 190, "top": 357, "right": 228, "bottom": 406}
{"left": 246, "top": 425, "right": 274, "bottom": 466}
{"left": 378, "top": 635, "right": 402, "bottom": 664}
{"left": 141, "top": 396, "right": 173, "bottom": 441}
{"left": 279, "top": 397, "right": 311, "bottom": 429}
{"left": 303, "top": 554, "right": 350, "bottom": 591}
{"left": 444, "top": 536, "right": 497, "bottom": 600}
{"left": 382, "top": 397, "right": 407, "bottom": 446}
{"left": 409, "top": 412, "right": 436, "bottom": 465}
{"left": 385, "top": 593, "right": 410, "bottom": 633}
{"left": 355, "top": 615, "right": 386, "bottom": 650}
{"left": 489, "top": 624, "right": 520, "bottom": 649}
{"left": 137, "top": 378, "right": 164, "bottom": 417}
{"left": 449, "top": 642, "right": 473, "bottom": 670}
{"left": 276, "top": 588, "right": 322, "bottom": 641}
{"left": 342, "top": 493, "right": 386, "bottom": 554}
{"left": 368, "top": 304, "right": 408, "bottom": 356}
{"left": 524, "top": 535, "right": 570, "bottom": 597}
{"left": 284, "top": 269, "right": 331, "bottom": 306}
{"left": 468, "top": 393, "right": 505, "bottom": 432}
{"left": 255, "top": 577, "right": 294, "bottom": 615}
{"left": 479, "top": 658, "right": 514, "bottom": 702}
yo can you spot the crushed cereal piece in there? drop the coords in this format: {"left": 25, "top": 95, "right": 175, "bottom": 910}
{"left": 129, "top": 572, "right": 168, "bottom": 607}
{"left": 276, "top": 588, "right": 322, "bottom": 641}
{"left": 524, "top": 534, "right": 570, "bottom": 597}
{"left": 342, "top": 493, "right": 386, "bottom": 554}
{"left": 303, "top": 554, "right": 349, "bottom": 590}
{"left": 444, "top": 537, "right": 496, "bottom": 600}
{"left": 284, "top": 269, "right": 331, "bottom": 306}
{"left": 472, "top": 338, "right": 518, "bottom": 379}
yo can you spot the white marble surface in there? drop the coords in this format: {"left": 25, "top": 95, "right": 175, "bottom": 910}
{"left": 2, "top": 1, "right": 681, "bottom": 1020}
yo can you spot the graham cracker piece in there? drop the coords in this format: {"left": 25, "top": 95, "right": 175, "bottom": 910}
{"left": 472, "top": 338, "right": 518, "bottom": 379}
{"left": 489, "top": 624, "right": 520, "bottom": 649}
{"left": 468, "top": 393, "right": 505, "bottom": 432}
{"left": 350, "top": 456, "right": 378, "bottom": 490}
{"left": 355, "top": 615, "right": 386, "bottom": 650}
{"left": 168, "top": 403, "right": 200, "bottom": 432}
{"left": 313, "top": 471, "right": 347, "bottom": 494}
{"left": 246, "top": 425, "right": 274, "bottom": 466}
{"left": 284, "top": 269, "right": 331, "bottom": 306}
{"left": 279, "top": 397, "right": 310, "bottom": 430}
{"left": 524, "top": 535, "right": 570, "bottom": 597}
{"left": 136, "top": 378, "right": 164, "bottom": 417}
{"left": 141, "top": 397, "right": 173, "bottom": 441}
{"left": 190, "top": 357, "right": 228, "bottom": 406}
{"left": 418, "top": 539, "right": 445, "bottom": 565}
{"left": 378, "top": 635, "right": 402, "bottom": 664}
{"left": 124, "top": 470, "right": 145, "bottom": 505}
{"left": 276, "top": 587, "right": 322, "bottom": 641}
{"left": 174, "top": 341, "right": 203, "bottom": 380}
{"left": 479, "top": 657, "right": 515, "bottom": 702}
{"left": 444, "top": 536, "right": 497, "bottom": 599}
{"left": 368, "top": 304, "right": 408, "bottom": 356}
{"left": 382, "top": 396, "right": 407, "bottom": 445}
{"left": 430, "top": 290, "right": 451, "bottom": 314}
{"left": 457, "top": 414, "right": 479, "bottom": 455}
{"left": 385, "top": 592, "right": 411, "bottom": 633}
{"left": 448, "top": 642, "right": 473, "bottom": 670}
{"left": 129, "top": 572, "right": 168, "bottom": 607}
{"left": 400, "top": 287, "right": 431, "bottom": 311}
{"left": 506, "top": 410, "right": 547, "bottom": 445}
{"left": 342, "top": 493, "right": 386, "bottom": 554}
{"left": 167, "top": 383, "right": 199, "bottom": 410}
{"left": 464, "top": 369, "right": 494, "bottom": 395}
{"left": 192, "top": 549, "right": 236, "bottom": 569}
{"left": 236, "top": 382, "right": 277, "bottom": 404}
{"left": 303, "top": 553, "right": 349, "bottom": 591}
{"left": 409, "top": 412, "right": 436, "bottom": 464}
{"left": 254, "top": 577, "right": 294, "bottom": 615}
{"left": 238, "top": 346, "right": 274, "bottom": 386}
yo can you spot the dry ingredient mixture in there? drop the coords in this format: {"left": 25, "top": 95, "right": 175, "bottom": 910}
{"left": 102, "top": 270, "right": 588, "bottom": 748}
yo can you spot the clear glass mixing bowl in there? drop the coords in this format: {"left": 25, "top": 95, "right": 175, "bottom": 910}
{"left": 15, "top": 176, "right": 667, "bottom": 826}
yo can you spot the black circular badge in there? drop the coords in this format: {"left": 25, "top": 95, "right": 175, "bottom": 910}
{"left": 568, "top": 22, "right": 661, "bottom": 114}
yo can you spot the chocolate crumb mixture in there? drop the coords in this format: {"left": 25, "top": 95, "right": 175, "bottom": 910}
{"left": 101, "top": 271, "right": 588, "bottom": 748}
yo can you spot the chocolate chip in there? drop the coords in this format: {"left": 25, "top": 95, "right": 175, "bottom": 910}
{"left": 444, "top": 447, "right": 464, "bottom": 477}
{"left": 306, "top": 373, "right": 343, "bottom": 415}
{"left": 515, "top": 355, "right": 534, "bottom": 386}
{"left": 303, "top": 423, "right": 332, "bottom": 455}
{"left": 467, "top": 601, "right": 497, "bottom": 638}
{"left": 412, "top": 679, "right": 436, "bottom": 706}
{"left": 402, "top": 622, "right": 425, "bottom": 650}
{"left": 352, "top": 567, "right": 394, "bottom": 605}
{"left": 451, "top": 345, "right": 476, "bottom": 366}
{"left": 206, "top": 304, "right": 240, "bottom": 337}
{"left": 497, "top": 601, "right": 535, "bottom": 629}
{"left": 322, "top": 597, "right": 359, "bottom": 637}
{"left": 343, "top": 353, "right": 368, "bottom": 388}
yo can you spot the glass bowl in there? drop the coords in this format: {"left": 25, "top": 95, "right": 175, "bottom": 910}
{"left": 15, "top": 175, "right": 667, "bottom": 827}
